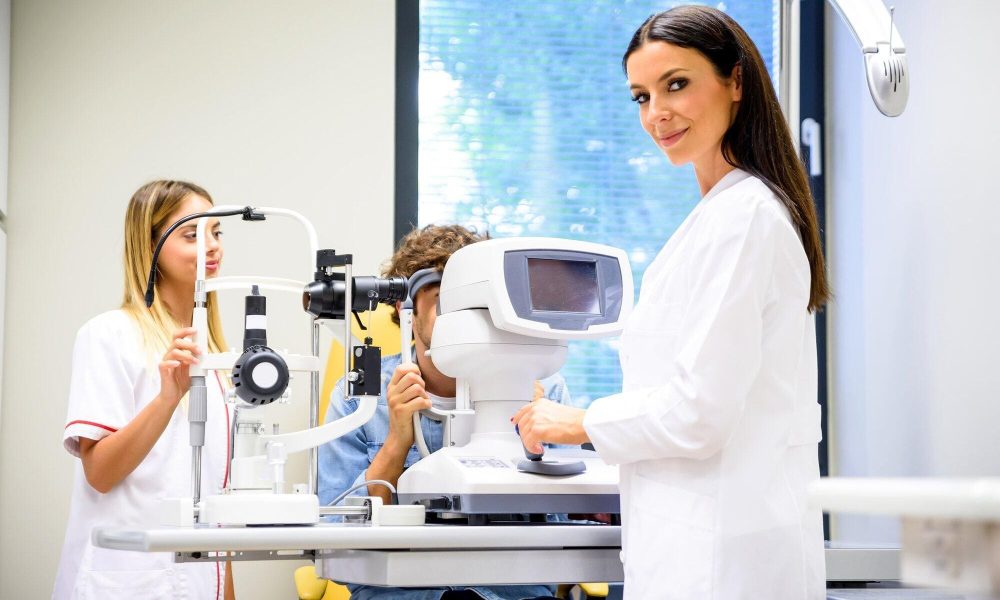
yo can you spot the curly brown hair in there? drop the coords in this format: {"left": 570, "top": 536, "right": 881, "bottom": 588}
{"left": 383, "top": 224, "right": 489, "bottom": 324}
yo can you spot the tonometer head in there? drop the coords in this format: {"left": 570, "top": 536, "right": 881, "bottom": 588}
{"left": 436, "top": 237, "right": 634, "bottom": 340}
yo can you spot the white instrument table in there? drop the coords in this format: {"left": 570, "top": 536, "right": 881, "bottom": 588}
{"left": 812, "top": 478, "right": 1000, "bottom": 596}
{"left": 93, "top": 522, "right": 620, "bottom": 555}
{"left": 94, "top": 523, "right": 624, "bottom": 586}
{"left": 93, "top": 522, "right": 899, "bottom": 587}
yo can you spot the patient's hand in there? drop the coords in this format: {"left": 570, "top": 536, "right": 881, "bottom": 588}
{"left": 385, "top": 363, "right": 432, "bottom": 452}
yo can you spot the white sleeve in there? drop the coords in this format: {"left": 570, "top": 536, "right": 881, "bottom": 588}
{"left": 63, "top": 317, "right": 140, "bottom": 457}
{"left": 584, "top": 198, "right": 780, "bottom": 465}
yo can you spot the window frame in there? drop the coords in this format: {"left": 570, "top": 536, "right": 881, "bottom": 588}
{"left": 393, "top": 0, "right": 829, "bottom": 490}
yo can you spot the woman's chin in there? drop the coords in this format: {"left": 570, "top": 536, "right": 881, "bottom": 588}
{"left": 662, "top": 149, "right": 689, "bottom": 166}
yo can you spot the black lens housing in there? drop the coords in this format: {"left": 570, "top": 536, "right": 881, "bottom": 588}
{"left": 232, "top": 346, "right": 290, "bottom": 406}
{"left": 302, "top": 275, "right": 409, "bottom": 320}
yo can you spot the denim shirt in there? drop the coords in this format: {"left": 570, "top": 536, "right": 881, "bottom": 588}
{"left": 318, "top": 351, "right": 572, "bottom": 600}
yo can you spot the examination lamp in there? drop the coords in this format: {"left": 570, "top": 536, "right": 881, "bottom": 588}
{"left": 827, "top": 0, "right": 908, "bottom": 117}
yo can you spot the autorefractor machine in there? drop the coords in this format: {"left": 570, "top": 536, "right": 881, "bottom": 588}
{"left": 397, "top": 237, "right": 633, "bottom": 521}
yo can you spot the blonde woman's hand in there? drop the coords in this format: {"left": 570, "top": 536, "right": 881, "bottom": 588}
{"left": 158, "top": 327, "right": 201, "bottom": 406}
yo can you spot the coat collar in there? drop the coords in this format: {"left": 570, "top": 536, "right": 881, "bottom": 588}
{"left": 701, "top": 168, "right": 751, "bottom": 204}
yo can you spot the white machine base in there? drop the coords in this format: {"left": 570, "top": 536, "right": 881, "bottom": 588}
{"left": 199, "top": 493, "right": 320, "bottom": 526}
{"left": 398, "top": 434, "right": 620, "bottom": 515}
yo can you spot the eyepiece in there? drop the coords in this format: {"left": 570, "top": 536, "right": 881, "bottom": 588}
{"left": 302, "top": 275, "right": 410, "bottom": 319}
{"left": 352, "top": 276, "right": 409, "bottom": 307}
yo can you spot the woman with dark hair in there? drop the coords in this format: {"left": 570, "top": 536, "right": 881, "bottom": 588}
{"left": 513, "top": 6, "right": 827, "bottom": 598}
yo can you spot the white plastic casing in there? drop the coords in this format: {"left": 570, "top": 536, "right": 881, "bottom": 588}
{"left": 438, "top": 237, "right": 632, "bottom": 340}
{"left": 159, "top": 497, "right": 195, "bottom": 527}
{"left": 199, "top": 493, "right": 320, "bottom": 526}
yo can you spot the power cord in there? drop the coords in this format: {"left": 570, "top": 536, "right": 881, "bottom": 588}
{"left": 328, "top": 479, "right": 398, "bottom": 506}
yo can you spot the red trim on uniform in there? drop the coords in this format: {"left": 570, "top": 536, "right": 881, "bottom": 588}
{"left": 64, "top": 420, "right": 118, "bottom": 433}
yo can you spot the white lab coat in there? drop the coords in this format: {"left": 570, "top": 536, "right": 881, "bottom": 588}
{"left": 54, "top": 310, "right": 231, "bottom": 599}
{"left": 584, "top": 169, "right": 826, "bottom": 599}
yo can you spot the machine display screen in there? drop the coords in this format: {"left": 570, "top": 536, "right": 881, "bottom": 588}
{"left": 527, "top": 258, "right": 600, "bottom": 314}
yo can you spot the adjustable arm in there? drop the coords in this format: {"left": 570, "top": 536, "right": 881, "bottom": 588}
{"left": 261, "top": 395, "right": 378, "bottom": 455}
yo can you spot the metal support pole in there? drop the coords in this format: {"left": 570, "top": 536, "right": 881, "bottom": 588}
{"left": 343, "top": 263, "right": 353, "bottom": 399}
{"left": 309, "top": 320, "right": 320, "bottom": 495}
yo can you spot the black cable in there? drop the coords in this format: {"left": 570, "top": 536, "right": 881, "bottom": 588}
{"left": 144, "top": 206, "right": 262, "bottom": 307}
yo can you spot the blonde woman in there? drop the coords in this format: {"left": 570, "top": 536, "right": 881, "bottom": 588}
{"left": 54, "top": 181, "right": 235, "bottom": 599}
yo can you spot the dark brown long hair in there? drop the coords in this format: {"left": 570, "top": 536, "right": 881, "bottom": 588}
{"left": 624, "top": 6, "right": 829, "bottom": 311}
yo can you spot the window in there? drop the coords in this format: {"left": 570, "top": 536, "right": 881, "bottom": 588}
{"left": 403, "top": 1, "right": 782, "bottom": 406}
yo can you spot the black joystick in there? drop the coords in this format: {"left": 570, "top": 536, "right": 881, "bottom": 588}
{"left": 514, "top": 423, "right": 587, "bottom": 477}
{"left": 515, "top": 424, "right": 544, "bottom": 461}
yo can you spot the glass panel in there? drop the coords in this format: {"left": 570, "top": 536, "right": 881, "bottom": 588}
{"left": 527, "top": 258, "right": 600, "bottom": 315}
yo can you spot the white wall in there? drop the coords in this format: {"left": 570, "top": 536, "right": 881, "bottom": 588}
{"left": 827, "top": 0, "right": 1000, "bottom": 544}
{"left": 0, "top": 0, "right": 8, "bottom": 438}
{"left": 0, "top": 1, "right": 396, "bottom": 597}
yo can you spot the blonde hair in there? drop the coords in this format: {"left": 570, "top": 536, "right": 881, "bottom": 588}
{"left": 120, "top": 180, "right": 227, "bottom": 355}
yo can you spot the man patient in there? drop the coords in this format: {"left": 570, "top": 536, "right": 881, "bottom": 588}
{"left": 318, "top": 224, "right": 572, "bottom": 600}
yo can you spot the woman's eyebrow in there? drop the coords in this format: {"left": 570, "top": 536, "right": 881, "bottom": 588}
{"left": 178, "top": 222, "right": 221, "bottom": 229}
{"left": 629, "top": 67, "right": 689, "bottom": 91}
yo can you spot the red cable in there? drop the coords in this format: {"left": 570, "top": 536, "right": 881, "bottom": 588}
{"left": 215, "top": 371, "right": 231, "bottom": 490}
{"left": 213, "top": 372, "right": 228, "bottom": 600}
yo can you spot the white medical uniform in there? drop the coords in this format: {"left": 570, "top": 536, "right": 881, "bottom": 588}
{"left": 584, "top": 169, "right": 825, "bottom": 599}
{"left": 54, "top": 310, "right": 232, "bottom": 600}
